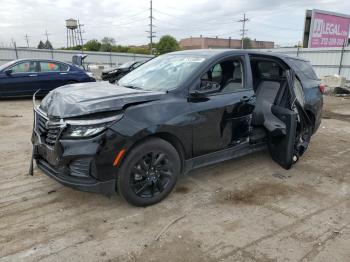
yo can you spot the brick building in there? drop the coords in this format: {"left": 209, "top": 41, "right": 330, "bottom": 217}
{"left": 179, "top": 36, "right": 274, "bottom": 50}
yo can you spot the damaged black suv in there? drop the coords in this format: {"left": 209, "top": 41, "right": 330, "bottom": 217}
{"left": 31, "top": 50, "right": 323, "bottom": 206}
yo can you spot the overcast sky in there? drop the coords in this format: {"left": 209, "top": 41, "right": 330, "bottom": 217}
{"left": 1, "top": 0, "right": 349, "bottom": 48}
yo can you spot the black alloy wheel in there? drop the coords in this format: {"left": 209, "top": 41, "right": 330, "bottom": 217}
{"left": 117, "top": 138, "right": 180, "bottom": 206}
{"left": 130, "top": 152, "right": 172, "bottom": 198}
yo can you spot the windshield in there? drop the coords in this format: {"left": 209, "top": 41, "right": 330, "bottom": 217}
{"left": 0, "top": 61, "right": 16, "bottom": 72}
{"left": 118, "top": 54, "right": 206, "bottom": 91}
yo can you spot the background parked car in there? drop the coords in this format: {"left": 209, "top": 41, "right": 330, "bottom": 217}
{"left": 0, "top": 59, "right": 95, "bottom": 98}
{"left": 101, "top": 61, "right": 146, "bottom": 83}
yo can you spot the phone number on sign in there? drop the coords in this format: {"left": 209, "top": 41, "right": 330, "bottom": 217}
{"left": 320, "top": 38, "right": 345, "bottom": 46}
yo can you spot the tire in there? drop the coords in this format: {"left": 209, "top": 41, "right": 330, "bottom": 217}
{"left": 117, "top": 138, "right": 181, "bottom": 206}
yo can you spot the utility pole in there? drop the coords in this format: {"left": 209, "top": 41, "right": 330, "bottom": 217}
{"left": 24, "top": 34, "right": 30, "bottom": 48}
{"left": 11, "top": 39, "right": 18, "bottom": 59}
{"left": 146, "top": 0, "right": 156, "bottom": 55}
{"left": 44, "top": 29, "right": 50, "bottom": 42}
{"left": 238, "top": 13, "right": 249, "bottom": 49}
{"left": 44, "top": 29, "right": 53, "bottom": 59}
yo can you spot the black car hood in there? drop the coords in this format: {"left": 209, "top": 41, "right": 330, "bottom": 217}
{"left": 40, "top": 82, "right": 165, "bottom": 118}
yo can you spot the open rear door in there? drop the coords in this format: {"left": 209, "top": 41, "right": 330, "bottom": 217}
{"left": 267, "top": 70, "right": 310, "bottom": 170}
{"left": 268, "top": 105, "right": 298, "bottom": 169}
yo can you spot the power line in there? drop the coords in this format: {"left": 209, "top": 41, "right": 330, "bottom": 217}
{"left": 250, "top": 20, "right": 301, "bottom": 32}
{"left": 86, "top": 17, "right": 148, "bottom": 29}
{"left": 238, "top": 13, "right": 249, "bottom": 49}
{"left": 84, "top": 9, "right": 148, "bottom": 28}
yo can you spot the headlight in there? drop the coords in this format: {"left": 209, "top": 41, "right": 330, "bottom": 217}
{"left": 64, "top": 124, "right": 107, "bottom": 138}
{"left": 62, "top": 114, "right": 122, "bottom": 138}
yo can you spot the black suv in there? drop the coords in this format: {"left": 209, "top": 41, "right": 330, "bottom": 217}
{"left": 31, "top": 50, "right": 323, "bottom": 206}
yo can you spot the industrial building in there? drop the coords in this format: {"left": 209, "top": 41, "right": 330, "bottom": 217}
{"left": 179, "top": 36, "right": 274, "bottom": 50}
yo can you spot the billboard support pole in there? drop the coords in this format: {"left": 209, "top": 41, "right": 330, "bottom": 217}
{"left": 339, "top": 43, "right": 346, "bottom": 75}
{"left": 297, "top": 45, "right": 300, "bottom": 57}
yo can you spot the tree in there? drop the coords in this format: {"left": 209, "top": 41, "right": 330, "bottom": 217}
{"left": 37, "top": 41, "right": 45, "bottom": 49}
{"left": 84, "top": 39, "right": 101, "bottom": 51}
{"left": 100, "top": 37, "right": 115, "bottom": 52}
{"left": 127, "top": 46, "right": 149, "bottom": 55}
{"left": 44, "top": 40, "right": 53, "bottom": 49}
{"left": 156, "top": 35, "right": 180, "bottom": 55}
{"left": 101, "top": 37, "right": 116, "bottom": 45}
{"left": 112, "top": 45, "right": 129, "bottom": 53}
{"left": 242, "top": 37, "right": 252, "bottom": 49}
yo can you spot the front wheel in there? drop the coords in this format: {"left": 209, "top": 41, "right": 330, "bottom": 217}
{"left": 117, "top": 138, "right": 181, "bottom": 206}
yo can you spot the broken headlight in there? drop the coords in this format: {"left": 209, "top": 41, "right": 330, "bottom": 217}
{"left": 62, "top": 114, "right": 123, "bottom": 138}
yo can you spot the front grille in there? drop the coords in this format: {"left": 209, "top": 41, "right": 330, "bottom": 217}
{"left": 45, "top": 124, "right": 61, "bottom": 146}
{"left": 35, "top": 111, "right": 63, "bottom": 147}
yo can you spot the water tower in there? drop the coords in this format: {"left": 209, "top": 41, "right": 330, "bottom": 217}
{"left": 66, "top": 18, "right": 83, "bottom": 48}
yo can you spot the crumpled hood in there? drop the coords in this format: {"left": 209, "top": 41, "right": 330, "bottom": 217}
{"left": 40, "top": 82, "right": 165, "bottom": 118}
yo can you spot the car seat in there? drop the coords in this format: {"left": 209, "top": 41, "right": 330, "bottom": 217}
{"left": 252, "top": 80, "right": 287, "bottom": 136}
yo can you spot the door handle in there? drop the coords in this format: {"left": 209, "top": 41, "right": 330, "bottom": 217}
{"left": 60, "top": 72, "right": 68, "bottom": 75}
{"left": 29, "top": 74, "right": 38, "bottom": 77}
{"left": 240, "top": 96, "right": 250, "bottom": 102}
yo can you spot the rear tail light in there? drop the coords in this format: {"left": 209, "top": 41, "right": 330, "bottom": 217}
{"left": 319, "top": 83, "right": 325, "bottom": 94}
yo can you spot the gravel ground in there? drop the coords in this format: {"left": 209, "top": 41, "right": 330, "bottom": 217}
{"left": 0, "top": 96, "right": 349, "bottom": 262}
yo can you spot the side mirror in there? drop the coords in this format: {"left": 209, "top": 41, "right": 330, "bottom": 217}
{"left": 189, "top": 80, "right": 221, "bottom": 100}
{"left": 193, "top": 80, "right": 220, "bottom": 94}
{"left": 4, "top": 69, "right": 12, "bottom": 76}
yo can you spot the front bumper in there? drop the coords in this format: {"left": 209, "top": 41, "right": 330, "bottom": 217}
{"left": 32, "top": 123, "right": 126, "bottom": 196}
{"left": 36, "top": 158, "right": 116, "bottom": 195}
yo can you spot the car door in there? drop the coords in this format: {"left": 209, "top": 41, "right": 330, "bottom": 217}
{"left": 0, "top": 60, "right": 39, "bottom": 96}
{"left": 266, "top": 70, "right": 310, "bottom": 170}
{"left": 37, "top": 61, "right": 69, "bottom": 94}
{"left": 190, "top": 56, "right": 254, "bottom": 157}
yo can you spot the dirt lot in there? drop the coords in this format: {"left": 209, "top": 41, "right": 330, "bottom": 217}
{"left": 0, "top": 96, "right": 349, "bottom": 262}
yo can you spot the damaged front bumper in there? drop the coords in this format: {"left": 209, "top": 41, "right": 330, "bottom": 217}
{"left": 36, "top": 156, "right": 116, "bottom": 195}
{"left": 31, "top": 107, "right": 124, "bottom": 197}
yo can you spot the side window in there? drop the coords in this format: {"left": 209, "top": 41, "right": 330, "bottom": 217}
{"left": 287, "top": 59, "right": 318, "bottom": 80}
{"left": 60, "top": 63, "right": 69, "bottom": 71}
{"left": 294, "top": 77, "right": 305, "bottom": 106}
{"left": 39, "top": 62, "right": 61, "bottom": 72}
{"left": 211, "top": 64, "right": 223, "bottom": 82}
{"left": 200, "top": 59, "right": 244, "bottom": 93}
{"left": 10, "top": 61, "right": 36, "bottom": 73}
{"left": 257, "top": 61, "right": 282, "bottom": 80}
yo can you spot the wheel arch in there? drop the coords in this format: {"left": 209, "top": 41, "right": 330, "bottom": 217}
{"left": 304, "top": 109, "right": 316, "bottom": 132}
{"left": 126, "top": 132, "right": 187, "bottom": 173}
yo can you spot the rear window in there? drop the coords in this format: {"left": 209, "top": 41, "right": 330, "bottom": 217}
{"left": 287, "top": 58, "right": 318, "bottom": 80}
{"left": 60, "top": 63, "right": 69, "bottom": 71}
{"left": 40, "top": 62, "right": 60, "bottom": 72}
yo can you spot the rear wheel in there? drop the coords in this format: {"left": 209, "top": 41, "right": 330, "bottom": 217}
{"left": 117, "top": 138, "right": 181, "bottom": 206}
{"left": 293, "top": 109, "right": 314, "bottom": 163}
